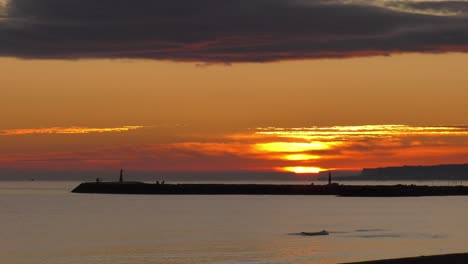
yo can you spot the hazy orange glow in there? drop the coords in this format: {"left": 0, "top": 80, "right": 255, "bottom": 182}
{"left": 1, "top": 124, "right": 467, "bottom": 175}
{"left": 0, "top": 126, "right": 144, "bottom": 135}
{"left": 1, "top": 50, "right": 468, "bottom": 179}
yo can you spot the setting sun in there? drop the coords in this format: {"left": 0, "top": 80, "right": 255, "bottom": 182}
{"left": 283, "top": 166, "right": 324, "bottom": 174}
{"left": 2, "top": 0, "right": 468, "bottom": 263}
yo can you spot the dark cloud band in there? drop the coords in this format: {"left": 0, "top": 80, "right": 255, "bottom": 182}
{"left": 1, "top": 0, "right": 468, "bottom": 62}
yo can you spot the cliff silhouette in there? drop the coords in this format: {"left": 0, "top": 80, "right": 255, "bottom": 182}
{"left": 319, "top": 164, "right": 468, "bottom": 181}
{"left": 341, "top": 164, "right": 468, "bottom": 180}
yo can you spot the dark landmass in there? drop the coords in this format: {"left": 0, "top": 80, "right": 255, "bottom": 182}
{"left": 72, "top": 182, "right": 468, "bottom": 197}
{"left": 361, "top": 164, "right": 468, "bottom": 180}
{"left": 341, "top": 252, "right": 468, "bottom": 264}
{"left": 327, "top": 164, "right": 468, "bottom": 181}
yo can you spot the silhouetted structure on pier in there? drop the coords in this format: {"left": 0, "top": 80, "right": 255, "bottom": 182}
{"left": 119, "top": 169, "right": 123, "bottom": 183}
{"left": 328, "top": 171, "right": 332, "bottom": 185}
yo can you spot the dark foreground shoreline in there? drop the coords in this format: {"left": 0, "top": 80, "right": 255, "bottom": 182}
{"left": 72, "top": 182, "right": 468, "bottom": 197}
{"left": 341, "top": 253, "right": 468, "bottom": 264}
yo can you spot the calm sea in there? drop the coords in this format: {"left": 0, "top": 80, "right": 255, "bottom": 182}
{"left": 2, "top": 181, "right": 468, "bottom": 264}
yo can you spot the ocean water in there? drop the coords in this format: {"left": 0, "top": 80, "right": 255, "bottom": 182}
{"left": 2, "top": 181, "right": 468, "bottom": 264}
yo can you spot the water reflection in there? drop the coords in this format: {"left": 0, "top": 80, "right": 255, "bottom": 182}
{"left": 2, "top": 181, "right": 468, "bottom": 264}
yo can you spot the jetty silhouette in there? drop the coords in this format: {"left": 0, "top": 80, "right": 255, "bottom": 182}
{"left": 72, "top": 170, "right": 468, "bottom": 197}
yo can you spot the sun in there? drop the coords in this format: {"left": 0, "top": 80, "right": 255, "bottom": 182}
{"left": 283, "top": 166, "right": 324, "bottom": 174}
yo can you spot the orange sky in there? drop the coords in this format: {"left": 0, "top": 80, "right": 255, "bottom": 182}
{"left": 1, "top": 54, "right": 468, "bottom": 175}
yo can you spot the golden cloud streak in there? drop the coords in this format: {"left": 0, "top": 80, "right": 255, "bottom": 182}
{"left": 255, "top": 125, "right": 468, "bottom": 139}
{"left": 0, "top": 126, "right": 144, "bottom": 135}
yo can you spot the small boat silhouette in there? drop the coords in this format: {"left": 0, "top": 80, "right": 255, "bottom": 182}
{"left": 301, "top": 230, "right": 329, "bottom": 236}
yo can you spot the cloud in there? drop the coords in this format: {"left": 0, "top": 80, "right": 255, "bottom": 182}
{"left": 0, "top": 1, "right": 7, "bottom": 18}
{"left": 0, "top": 125, "right": 144, "bottom": 135}
{"left": 0, "top": 0, "right": 468, "bottom": 62}
{"left": 384, "top": 1, "right": 468, "bottom": 15}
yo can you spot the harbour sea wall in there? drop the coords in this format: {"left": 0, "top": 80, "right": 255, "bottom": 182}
{"left": 72, "top": 182, "right": 468, "bottom": 197}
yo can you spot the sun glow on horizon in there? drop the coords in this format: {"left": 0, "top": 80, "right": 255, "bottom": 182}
{"left": 252, "top": 125, "right": 468, "bottom": 173}
{"left": 1, "top": 124, "right": 468, "bottom": 173}
{"left": 283, "top": 166, "right": 324, "bottom": 174}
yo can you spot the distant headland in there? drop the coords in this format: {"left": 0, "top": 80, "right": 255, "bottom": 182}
{"left": 334, "top": 163, "right": 468, "bottom": 181}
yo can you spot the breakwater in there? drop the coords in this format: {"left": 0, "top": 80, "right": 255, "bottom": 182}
{"left": 71, "top": 182, "right": 468, "bottom": 197}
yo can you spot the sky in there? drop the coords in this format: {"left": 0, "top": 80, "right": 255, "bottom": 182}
{"left": 1, "top": 0, "right": 468, "bottom": 178}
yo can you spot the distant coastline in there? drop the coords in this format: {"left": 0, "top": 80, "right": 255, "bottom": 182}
{"left": 329, "top": 163, "right": 468, "bottom": 181}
